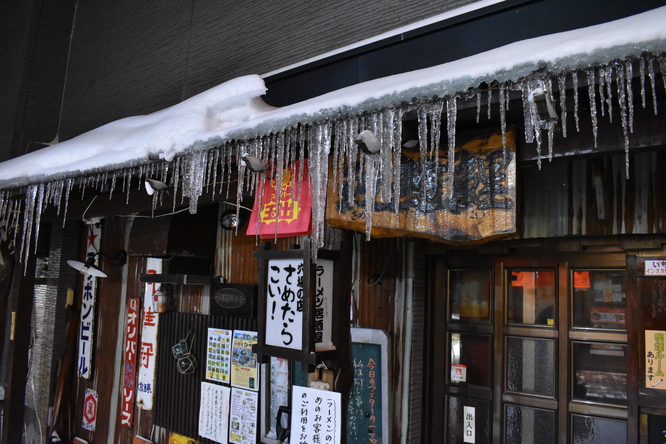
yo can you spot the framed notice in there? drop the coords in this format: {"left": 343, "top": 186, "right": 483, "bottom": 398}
{"left": 253, "top": 243, "right": 318, "bottom": 366}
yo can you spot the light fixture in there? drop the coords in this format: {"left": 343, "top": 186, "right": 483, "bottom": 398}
{"left": 354, "top": 130, "right": 381, "bottom": 154}
{"left": 67, "top": 250, "right": 127, "bottom": 278}
{"left": 240, "top": 154, "right": 269, "bottom": 173}
{"left": 531, "top": 88, "right": 558, "bottom": 122}
{"left": 144, "top": 178, "right": 169, "bottom": 196}
{"left": 219, "top": 209, "right": 246, "bottom": 230}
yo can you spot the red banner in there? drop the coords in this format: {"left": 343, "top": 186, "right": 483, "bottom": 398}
{"left": 247, "top": 160, "right": 311, "bottom": 239}
{"left": 120, "top": 297, "right": 140, "bottom": 428}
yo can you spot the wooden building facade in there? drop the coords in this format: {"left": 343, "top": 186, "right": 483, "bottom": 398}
{"left": 1, "top": 1, "right": 666, "bottom": 444}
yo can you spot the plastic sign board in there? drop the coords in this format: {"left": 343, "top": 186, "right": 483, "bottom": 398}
{"left": 291, "top": 386, "right": 341, "bottom": 444}
{"left": 120, "top": 297, "right": 140, "bottom": 427}
{"left": 645, "top": 259, "right": 666, "bottom": 276}
{"left": 78, "top": 224, "right": 101, "bottom": 379}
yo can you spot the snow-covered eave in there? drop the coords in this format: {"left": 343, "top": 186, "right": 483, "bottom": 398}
{"left": 0, "top": 6, "right": 665, "bottom": 190}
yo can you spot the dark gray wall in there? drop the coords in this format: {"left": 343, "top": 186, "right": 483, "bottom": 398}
{"left": 58, "top": 0, "right": 475, "bottom": 141}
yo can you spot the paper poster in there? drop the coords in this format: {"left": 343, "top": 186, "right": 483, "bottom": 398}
{"left": 266, "top": 259, "right": 304, "bottom": 350}
{"left": 137, "top": 258, "right": 162, "bottom": 410}
{"left": 78, "top": 224, "right": 101, "bottom": 379}
{"left": 198, "top": 382, "right": 231, "bottom": 442}
{"left": 206, "top": 328, "right": 233, "bottom": 382}
{"left": 231, "top": 330, "right": 259, "bottom": 390}
{"left": 291, "top": 386, "right": 341, "bottom": 444}
{"left": 646, "top": 330, "right": 666, "bottom": 389}
{"left": 229, "top": 388, "right": 259, "bottom": 444}
{"left": 269, "top": 357, "right": 290, "bottom": 438}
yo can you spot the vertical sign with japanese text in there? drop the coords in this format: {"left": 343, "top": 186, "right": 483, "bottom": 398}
{"left": 291, "top": 386, "right": 341, "bottom": 444}
{"left": 646, "top": 330, "right": 666, "bottom": 389}
{"left": 121, "top": 297, "right": 140, "bottom": 427}
{"left": 198, "top": 381, "right": 231, "bottom": 443}
{"left": 266, "top": 259, "right": 304, "bottom": 350}
{"left": 463, "top": 406, "right": 475, "bottom": 443}
{"left": 78, "top": 224, "right": 101, "bottom": 379}
{"left": 348, "top": 343, "right": 382, "bottom": 443}
{"left": 315, "top": 259, "right": 335, "bottom": 352}
{"left": 137, "top": 258, "right": 162, "bottom": 410}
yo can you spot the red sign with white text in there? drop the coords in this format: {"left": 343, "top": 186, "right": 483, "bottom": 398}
{"left": 247, "top": 160, "right": 311, "bottom": 239}
{"left": 121, "top": 297, "right": 140, "bottom": 427}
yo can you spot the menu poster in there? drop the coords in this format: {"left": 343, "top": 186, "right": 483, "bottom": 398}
{"left": 206, "top": 328, "right": 232, "bottom": 383}
{"left": 229, "top": 388, "right": 259, "bottom": 444}
{"left": 291, "top": 386, "right": 342, "bottom": 444}
{"left": 231, "top": 330, "right": 260, "bottom": 390}
{"left": 198, "top": 382, "right": 231, "bottom": 442}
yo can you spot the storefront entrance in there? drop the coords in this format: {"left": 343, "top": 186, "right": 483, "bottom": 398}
{"left": 423, "top": 248, "right": 666, "bottom": 443}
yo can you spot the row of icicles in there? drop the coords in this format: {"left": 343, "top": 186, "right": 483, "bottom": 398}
{"left": 0, "top": 53, "right": 664, "bottom": 269}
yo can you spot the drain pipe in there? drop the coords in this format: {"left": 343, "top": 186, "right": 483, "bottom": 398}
{"left": 400, "top": 241, "right": 414, "bottom": 444}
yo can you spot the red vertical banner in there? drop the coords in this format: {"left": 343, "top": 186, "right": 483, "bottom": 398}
{"left": 246, "top": 159, "right": 311, "bottom": 239}
{"left": 121, "top": 297, "right": 140, "bottom": 428}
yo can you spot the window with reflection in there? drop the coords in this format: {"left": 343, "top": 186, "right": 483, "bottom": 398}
{"left": 505, "top": 404, "right": 556, "bottom": 444}
{"left": 507, "top": 270, "right": 556, "bottom": 326}
{"left": 572, "top": 342, "right": 627, "bottom": 406}
{"left": 449, "top": 333, "right": 492, "bottom": 387}
{"left": 571, "top": 414, "right": 626, "bottom": 444}
{"left": 506, "top": 336, "right": 556, "bottom": 397}
{"left": 572, "top": 270, "right": 626, "bottom": 330}
{"left": 449, "top": 269, "right": 492, "bottom": 323}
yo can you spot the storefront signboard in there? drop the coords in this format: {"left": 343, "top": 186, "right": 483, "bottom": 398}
{"left": 78, "top": 224, "right": 101, "bottom": 379}
{"left": 137, "top": 258, "right": 162, "bottom": 410}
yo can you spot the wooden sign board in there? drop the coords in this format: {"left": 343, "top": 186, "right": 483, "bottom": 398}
{"left": 327, "top": 130, "right": 516, "bottom": 243}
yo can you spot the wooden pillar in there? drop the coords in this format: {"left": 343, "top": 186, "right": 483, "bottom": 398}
{"left": 1, "top": 253, "right": 36, "bottom": 444}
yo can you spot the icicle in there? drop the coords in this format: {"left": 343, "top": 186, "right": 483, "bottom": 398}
{"left": 380, "top": 110, "right": 393, "bottom": 204}
{"left": 476, "top": 90, "right": 481, "bottom": 124}
{"left": 534, "top": 125, "right": 543, "bottom": 170}
{"left": 598, "top": 67, "right": 607, "bottom": 118}
{"left": 648, "top": 57, "right": 658, "bottom": 115}
{"left": 547, "top": 120, "right": 555, "bottom": 162}
{"left": 21, "top": 185, "right": 37, "bottom": 271}
{"left": 172, "top": 158, "right": 181, "bottom": 212}
{"left": 557, "top": 73, "right": 568, "bottom": 138}
{"left": 615, "top": 61, "right": 630, "bottom": 179}
{"left": 446, "top": 96, "right": 457, "bottom": 201}
{"left": 392, "top": 108, "right": 403, "bottom": 215}
{"left": 298, "top": 126, "right": 306, "bottom": 199}
{"left": 659, "top": 56, "right": 666, "bottom": 97}
{"left": 639, "top": 57, "right": 647, "bottom": 108}
{"left": 625, "top": 60, "right": 634, "bottom": 134}
{"left": 32, "top": 183, "right": 45, "bottom": 255}
{"left": 363, "top": 151, "right": 380, "bottom": 238}
{"left": 586, "top": 69, "right": 599, "bottom": 147}
{"left": 573, "top": 71, "right": 580, "bottom": 132}
{"left": 346, "top": 118, "right": 359, "bottom": 208}
{"left": 428, "top": 100, "right": 444, "bottom": 207}
{"left": 272, "top": 131, "right": 286, "bottom": 242}
{"left": 236, "top": 141, "right": 248, "bottom": 220}
{"left": 309, "top": 122, "right": 332, "bottom": 256}
{"left": 487, "top": 88, "right": 492, "bottom": 120}
{"left": 521, "top": 81, "right": 535, "bottom": 144}
{"left": 417, "top": 103, "right": 429, "bottom": 212}
{"left": 499, "top": 84, "right": 508, "bottom": 156}
{"left": 604, "top": 66, "right": 614, "bottom": 123}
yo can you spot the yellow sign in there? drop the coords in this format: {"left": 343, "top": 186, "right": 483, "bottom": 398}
{"left": 168, "top": 432, "right": 199, "bottom": 444}
{"left": 646, "top": 330, "right": 666, "bottom": 389}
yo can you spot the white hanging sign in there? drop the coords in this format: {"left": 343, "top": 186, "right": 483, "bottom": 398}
{"left": 78, "top": 224, "right": 101, "bottom": 379}
{"left": 266, "top": 258, "right": 304, "bottom": 350}
{"left": 315, "top": 259, "right": 335, "bottom": 352}
{"left": 137, "top": 257, "right": 162, "bottom": 410}
{"left": 291, "top": 386, "right": 341, "bottom": 444}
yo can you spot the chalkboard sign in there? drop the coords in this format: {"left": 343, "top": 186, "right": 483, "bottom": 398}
{"left": 348, "top": 328, "right": 389, "bottom": 444}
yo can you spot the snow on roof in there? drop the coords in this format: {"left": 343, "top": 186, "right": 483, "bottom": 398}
{"left": 0, "top": 5, "right": 665, "bottom": 189}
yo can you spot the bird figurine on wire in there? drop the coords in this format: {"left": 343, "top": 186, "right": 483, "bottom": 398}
{"left": 354, "top": 130, "right": 381, "bottom": 154}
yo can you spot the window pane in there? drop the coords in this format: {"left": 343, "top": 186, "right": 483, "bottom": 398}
{"left": 450, "top": 269, "right": 492, "bottom": 323}
{"left": 446, "top": 395, "right": 491, "bottom": 443}
{"left": 450, "top": 333, "right": 492, "bottom": 387}
{"left": 638, "top": 276, "right": 666, "bottom": 331}
{"left": 505, "top": 405, "right": 556, "bottom": 444}
{"left": 573, "top": 342, "right": 627, "bottom": 406}
{"left": 573, "top": 270, "right": 626, "bottom": 330}
{"left": 508, "top": 270, "right": 556, "bottom": 326}
{"left": 571, "top": 414, "right": 626, "bottom": 444}
{"left": 506, "top": 337, "right": 556, "bottom": 397}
